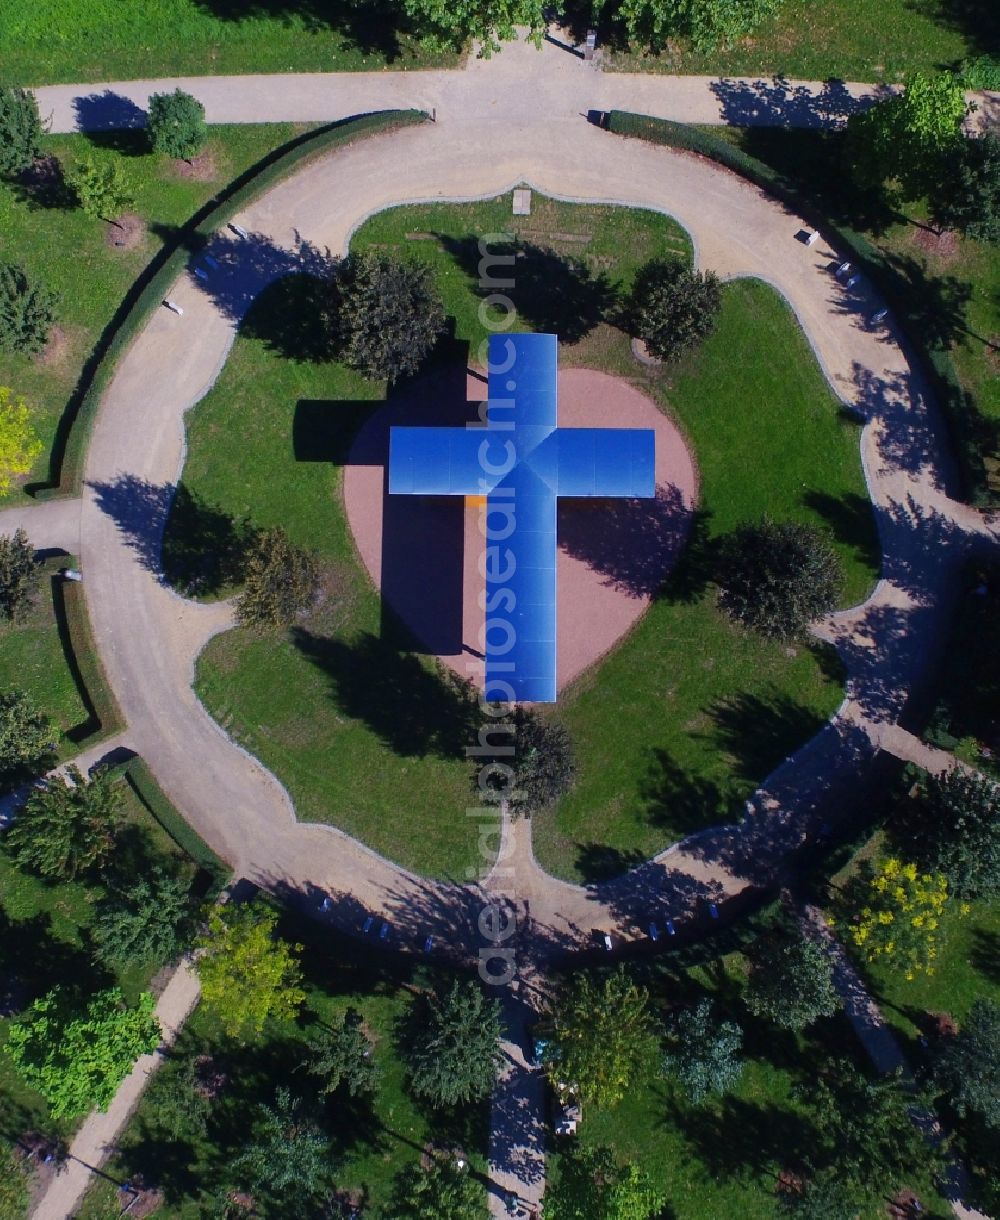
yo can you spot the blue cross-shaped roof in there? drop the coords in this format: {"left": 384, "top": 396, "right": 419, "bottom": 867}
{"left": 388, "top": 333, "right": 655, "bottom": 702}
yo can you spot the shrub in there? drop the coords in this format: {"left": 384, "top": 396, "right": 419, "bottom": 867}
{"left": 615, "top": 0, "right": 786, "bottom": 54}
{"left": 147, "top": 88, "right": 207, "bottom": 161}
{"left": 624, "top": 255, "right": 721, "bottom": 362}
{"left": 0, "top": 688, "right": 56, "bottom": 785}
{"left": 0, "top": 389, "right": 43, "bottom": 496}
{"left": 0, "top": 528, "right": 39, "bottom": 620}
{"left": 716, "top": 517, "right": 843, "bottom": 640}
{"left": 66, "top": 155, "right": 135, "bottom": 224}
{"left": 0, "top": 263, "right": 57, "bottom": 356}
{"left": 0, "top": 87, "right": 43, "bottom": 177}
{"left": 234, "top": 526, "right": 319, "bottom": 630}
{"left": 930, "top": 133, "right": 1000, "bottom": 243}
{"left": 931, "top": 998, "right": 1000, "bottom": 1130}
{"left": 328, "top": 251, "right": 446, "bottom": 382}
{"left": 897, "top": 767, "right": 1000, "bottom": 899}
{"left": 960, "top": 55, "right": 1000, "bottom": 91}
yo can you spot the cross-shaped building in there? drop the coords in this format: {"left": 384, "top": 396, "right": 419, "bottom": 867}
{"left": 388, "top": 333, "right": 655, "bottom": 702}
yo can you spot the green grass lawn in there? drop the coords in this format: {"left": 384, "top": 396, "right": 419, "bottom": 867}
{"left": 75, "top": 920, "right": 487, "bottom": 1219}
{"left": 0, "top": 779, "right": 199, "bottom": 1147}
{"left": 0, "top": 0, "right": 451, "bottom": 86}
{"left": 183, "top": 194, "right": 875, "bottom": 880}
{"left": 603, "top": 0, "right": 994, "bottom": 81}
{"left": 0, "top": 557, "right": 91, "bottom": 758}
{"left": 0, "top": 124, "right": 316, "bottom": 505}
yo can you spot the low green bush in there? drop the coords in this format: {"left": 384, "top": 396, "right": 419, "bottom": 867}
{"left": 961, "top": 56, "right": 1000, "bottom": 91}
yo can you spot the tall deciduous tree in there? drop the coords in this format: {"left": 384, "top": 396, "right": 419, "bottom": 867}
{"left": 625, "top": 255, "right": 722, "bottom": 363}
{"left": 328, "top": 251, "right": 446, "bottom": 382}
{"left": 745, "top": 928, "right": 839, "bottom": 1030}
{"left": 66, "top": 155, "right": 135, "bottom": 226}
{"left": 147, "top": 89, "right": 207, "bottom": 161}
{"left": 235, "top": 526, "right": 319, "bottom": 630}
{"left": 92, "top": 865, "right": 196, "bottom": 969}
{"left": 230, "top": 1088, "right": 334, "bottom": 1218}
{"left": 479, "top": 703, "right": 576, "bottom": 812}
{"left": 544, "top": 1144, "right": 665, "bottom": 1220}
{"left": 847, "top": 72, "right": 970, "bottom": 200}
{"left": 0, "top": 688, "right": 55, "bottom": 784}
{"left": 716, "top": 517, "right": 843, "bottom": 640}
{"left": 0, "top": 266, "right": 58, "bottom": 356}
{"left": 195, "top": 899, "right": 305, "bottom": 1041}
{"left": 388, "top": 1155, "right": 486, "bottom": 1219}
{"left": 930, "top": 133, "right": 1000, "bottom": 241}
{"left": 5, "top": 986, "right": 160, "bottom": 1118}
{"left": 613, "top": 0, "right": 785, "bottom": 54}
{"left": 303, "top": 1006, "right": 378, "bottom": 1098}
{"left": 0, "top": 527, "right": 39, "bottom": 619}
{"left": 402, "top": 0, "right": 545, "bottom": 56}
{"left": 932, "top": 999, "right": 1000, "bottom": 1131}
{"left": 0, "top": 87, "right": 44, "bottom": 177}
{"left": 401, "top": 979, "right": 503, "bottom": 1107}
{"left": 542, "top": 968, "right": 658, "bottom": 1109}
{"left": 662, "top": 997, "right": 743, "bottom": 1103}
{"left": 4, "top": 765, "right": 122, "bottom": 880}
{"left": 900, "top": 768, "right": 1000, "bottom": 899}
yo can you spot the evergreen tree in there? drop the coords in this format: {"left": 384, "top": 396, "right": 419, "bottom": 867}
{"left": 230, "top": 1088, "right": 334, "bottom": 1218}
{"left": 401, "top": 979, "right": 503, "bottom": 1107}
{"left": 91, "top": 865, "right": 196, "bottom": 968}
{"left": 479, "top": 703, "right": 575, "bottom": 812}
{"left": 388, "top": 1155, "right": 486, "bottom": 1219}
{"left": 662, "top": 997, "right": 744, "bottom": 1103}
{"left": 0, "top": 263, "right": 58, "bottom": 355}
{"left": 0, "top": 688, "right": 55, "bottom": 785}
{"left": 0, "top": 87, "right": 44, "bottom": 177}
{"left": 930, "top": 133, "right": 1000, "bottom": 242}
{"left": 4, "top": 765, "right": 122, "bottom": 879}
{"left": 932, "top": 999, "right": 1000, "bottom": 1131}
{"left": 625, "top": 256, "right": 722, "bottom": 362}
{"left": 235, "top": 526, "right": 319, "bottom": 630}
{"left": 0, "top": 527, "right": 39, "bottom": 620}
{"left": 303, "top": 1006, "right": 378, "bottom": 1098}
{"left": 900, "top": 767, "right": 1000, "bottom": 899}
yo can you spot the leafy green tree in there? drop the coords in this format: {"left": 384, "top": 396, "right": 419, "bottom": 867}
{"left": 900, "top": 768, "right": 1000, "bottom": 899}
{"left": 0, "top": 1144, "right": 30, "bottom": 1220}
{"left": 0, "top": 528, "right": 39, "bottom": 619}
{"left": 0, "top": 264, "right": 58, "bottom": 356}
{"left": 745, "top": 928, "right": 839, "bottom": 1030}
{"left": 388, "top": 1154, "right": 486, "bottom": 1219}
{"left": 303, "top": 1006, "right": 378, "bottom": 1098}
{"left": 625, "top": 256, "right": 721, "bottom": 362}
{"left": 66, "top": 155, "right": 135, "bottom": 225}
{"left": 930, "top": 133, "right": 1000, "bottom": 241}
{"left": 777, "top": 1169, "right": 864, "bottom": 1219}
{"left": 847, "top": 72, "right": 970, "bottom": 200}
{"left": 401, "top": 979, "right": 503, "bottom": 1107}
{"left": 329, "top": 251, "right": 446, "bottom": 382}
{"left": 143, "top": 1053, "right": 211, "bottom": 1140}
{"left": 545, "top": 1144, "right": 666, "bottom": 1220}
{"left": 230, "top": 1088, "right": 334, "bottom": 1218}
{"left": 0, "top": 388, "right": 43, "bottom": 494}
{"left": 931, "top": 999, "right": 1000, "bottom": 1131}
{"left": 195, "top": 899, "right": 305, "bottom": 1041}
{"left": 402, "top": 0, "right": 545, "bottom": 56}
{"left": 542, "top": 968, "right": 658, "bottom": 1109}
{"left": 147, "top": 88, "right": 207, "bottom": 161}
{"left": 5, "top": 986, "right": 160, "bottom": 1119}
{"left": 234, "top": 526, "right": 319, "bottom": 630}
{"left": 4, "top": 765, "right": 122, "bottom": 880}
{"left": 613, "top": 0, "right": 784, "bottom": 54}
{"left": 662, "top": 997, "right": 743, "bottom": 1103}
{"left": 716, "top": 517, "right": 843, "bottom": 640}
{"left": 0, "top": 688, "right": 54, "bottom": 785}
{"left": 0, "top": 87, "right": 44, "bottom": 177}
{"left": 479, "top": 703, "right": 575, "bottom": 812}
{"left": 91, "top": 865, "right": 196, "bottom": 969}
{"left": 798, "top": 1058, "right": 936, "bottom": 1193}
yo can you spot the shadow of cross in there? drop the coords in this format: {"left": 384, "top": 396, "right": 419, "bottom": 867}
{"left": 387, "top": 333, "right": 656, "bottom": 703}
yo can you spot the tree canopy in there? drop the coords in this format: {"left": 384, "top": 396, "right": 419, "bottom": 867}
{"left": 897, "top": 767, "right": 1000, "bottom": 899}
{"left": 328, "top": 251, "right": 446, "bottom": 382}
{"left": 0, "top": 527, "right": 39, "bottom": 619}
{"left": 4, "top": 764, "right": 123, "bottom": 880}
{"left": 930, "top": 133, "right": 1000, "bottom": 242}
{"left": 92, "top": 865, "right": 196, "bottom": 969}
{"left": 625, "top": 255, "right": 722, "bottom": 362}
{"left": 388, "top": 1155, "right": 486, "bottom": 1219}
{"left": 612, "top": 0, "right": 785, "bottom": 54}
{"left": 235, "top": 525, "right": 319, "bottom": 630}
{"left": 0, "top": 688, "right": 55, "bottom": 785}
{"left": 303, "top": 1006, "right": 378, "bottom": 1098}
{"left": 147, "top": 88, "right": 208, "bottom": 160}
{"left": 544, "top": 1144, "right": 666, "bottom": 1220}
{"left": 745, "top": 927, "right": 839, "bottom": 1030}
{"left": 195, "top": 899, "right": 305, "bottom": 1041}
{"left": 230, "top": 1088, "right": 334, "bottom": 1218}
{"left": 5, "top": 986, "right": 160, "bottom": 1118}
{"left": 716, "top": 517, "right": 843, "bottom": 640}
{"left": 662, "top": 997, "right": 744, "bottom": 1103}
{"left": 0, "top": 266, "right": 58, "bottom": 356}
{"left": 402, "top": 0, "right": 545, "bottom": 56}
{"left": 0, "top": 389, "right": 43, "bottom": 495}
{"left": 479, "top": 703, "right": 576, "bottom": 812}
{"left": 401, "top": 978, "right": 503, "bottom": 1107}
{"left": 542, "top": 968, "right": 658, "bottom": 1109}
{"left": 0, "top": 87, "right": 44, "bottom": 177}
{"left": 932, "top": 999, "right": 1000, "bottom": 1131}
{"left": 66, "top": 155, "right": 135, "bottom": 224}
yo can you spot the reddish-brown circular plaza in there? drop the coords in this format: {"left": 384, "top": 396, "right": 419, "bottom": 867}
{"left": 344, "top": 365, "right": 699, "bottom": 696}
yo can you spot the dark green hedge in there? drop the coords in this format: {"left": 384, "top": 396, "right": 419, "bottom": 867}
{"left": 123, "top": 756, "right": 230, "bottom": 883}
{"left": 35, "top": 109, "right": 427, "bottom": 501}
{"left": 605, "top": 111, "right": 993, "bottom": 507}
{"left": 55, "top": 576, "right": 126, "bottom": 743}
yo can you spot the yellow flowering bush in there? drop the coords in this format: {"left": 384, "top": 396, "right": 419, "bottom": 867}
{"left": 842, "top": 857, "right": 965, "bottom": 981}
{"left": 0, "top": 387, "right": 42, "bottom": 496}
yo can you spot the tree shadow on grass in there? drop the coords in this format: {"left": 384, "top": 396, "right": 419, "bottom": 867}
{"left": 639, "top": 747, "right": 739, "bottom": 838}
{"left": 915, "top": 0, "right": 1000, "bottom": 57}
{"left": 290, "top": 627, "right": 478, "bottom": 759}
{"left": 705, "top": 690, "right": 829, "bottom": 789}
{"left": 238, "top": 272, "right": 335, "bottom": 364}
{"left": 71, "top": 92, "right": 147, "bottom": 144}
{"left": 803, "top": 489, "right": 881, "bottom": 579}
{"left": 437, "top": 234, "right": 617, "bottom": 343}
{"left": 970, "top": 928, "right": 1000, "bottom": 988}
{"left": 574, "top": 842, "right": 646, "bottom": 883}
{"left": 0, "top": 909, "right": 112, "bottom": 1008}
